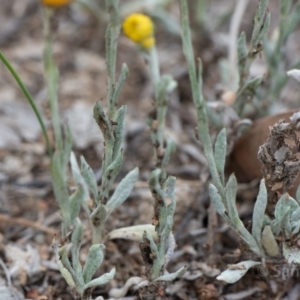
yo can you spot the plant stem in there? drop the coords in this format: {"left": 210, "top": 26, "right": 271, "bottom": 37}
{"left": 146, "top": 47, "right": 166, "bottom": 162}
{"left": 148, "top": 47, "right": 160, "bottom": 87}
{"left": 107, "top": 0, "right": 120, "bottom": 120}
{"left": 43, "top": 7, "right": 63, "bottom": 152}
{"left": 179, "top": 0, "right": 224, "bottom": 195}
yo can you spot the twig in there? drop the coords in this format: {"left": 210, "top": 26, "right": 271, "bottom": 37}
{"left": 0, "top": 214, "right": 56, "bottom": 235}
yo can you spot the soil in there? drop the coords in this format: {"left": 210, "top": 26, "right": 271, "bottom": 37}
{"left": 1, "top": 1, "right": 300, "bottom": 299}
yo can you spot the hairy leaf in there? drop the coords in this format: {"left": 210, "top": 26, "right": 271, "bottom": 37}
{"left": 82, "top": 244, "right": 105, "bottom": 284}
{"left": 252, "top": 179, "right": 267, "bottom": 245}
{"left": 106, "top": 167, "right": 139, "bottom": 214}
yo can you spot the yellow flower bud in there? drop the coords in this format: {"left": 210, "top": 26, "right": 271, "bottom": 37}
{"left": 122, "top": 13, "right": 155, "bottom": 50}
{"left": 41, "top": 0, "right": 72, "bottom": 7}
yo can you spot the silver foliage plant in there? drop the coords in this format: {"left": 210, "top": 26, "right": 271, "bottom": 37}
{"left": 180, "top": 0, "right": 300, "bottom": 284}
{"left": 52, "top": 1, "right": 139, "bottom": 299}
{"left": 139, "top": 32, "right": 186, "bottom": 284}
{"left": 220, "top": 0, "right": 300, "bottom": 118}
{"left": 108, "top": 7, "right": 186, "bottom": 297}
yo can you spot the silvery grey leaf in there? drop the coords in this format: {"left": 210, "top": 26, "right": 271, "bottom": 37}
{"left": 289, "top": 197, "right": 300, "bottom": 209}
{"left": 144, "top": 230, "right": 159, "bottom": 259}
{"left": 225, "top": 174, "right": 239, "bottom": 220}
{"left": 59, "top": 245, "right": 78, "bottom": 284}
{"left": 291, "top": 207, "right": 300, "bottom": 222}
{"left": 237, "top": 32, "right": 248, "bottom": 76}
{"left": 237, "top": 76, "right": 262, "bottom": 100}
{"left": 62, "top": 125, "right": 73, "bottom": 168}
{"left": 106, "top": 24, "right": 116, "bottom": 104}
{"left": 102, "top": 149, "right": 124, "bottom": 195}
{"left": 214, "top": 128, "right": 226, "bottom": 184}
{"left": 261, "top": 225, "right": 280, "bottom": 257}
{"left": 283, "top": 243, "right": 300, "bottom": 264}
{"left": 70, "top": 152, "right": 90, "bottom": 203}
{"left": 286, "top": 3, "right": 300, "bottom": 43}
{"left": 165, "top": 233, "right": 176, "bottom": 267}
{"left": 106, "top": 167, "right": 139, "bottom": 214}
{"left": 160, "top": 216, "right": 174, "bottom": 256}
{"left": 109, "top": 277, "right": 144, "bottom": 298}
{"left": 53, "top": 243, "right": 76, "bottom": 288}
{"left": 209, "top": 184, "right": 227, "bottom": 217}
{"left": 162, "top": 138, "right": 176, "bottom": 168}
{"left": 274, "top": 193, "right": 292, "bottom": 221}
{"left": 148, "top": 169, "right": 165, "bottom": 205}
{"left": 165, "top": 175, "right": 176, "bottom": 215}
{"left": 296, "top": 184, "right": 300, "bottom": 205}
{"left": 71, "top": 219, "right": 83, "bottom": 279}
{"left": 82, "top": 244, "right": 105, "bottom": 284}
{"left": 252, "top": 179, "right": 267, "bottom": 245}
{"left": 165, "top": 176, "right": 176, "bottom": 200}
{"left": 234, "top": 76, "right": 263, "bottom": 114}
{"left": 284, "top": 213, "right": 293, "bottom": 237}
{"left": 254, "top": 12, "right": 270, "bottom": 47}
{"left": 80, "top": 155, "right": 99, "bottom": 204}
{"left": 263, "top": 214, "right": 272, "bottom": 226}
{"left": 108, "top": 224, "right": 157, "bottom": 242}
{"left": 83, "top": 268, "right": 116, "bottom": 290}
{"left": 69, "top": 184, "right": 85, "bottom": 222}
{"left": 111, "top": 65, "right": 129, "bottom": 116}
{"left": 217, "top": 261, "right": 261, "bottom": 284}
{"left": 159, "top": 74, "right": 177, "bottom": 95}
{"left": 270, "top": 219, "right": 282, "bottom": 236}
{"left": 112, "top": 105, "right": 126, "bottom": 160}
{"left": 153, "top": 265, "right": 187, "bottom": 282}
{"left": 276, "top": 196, "right": 299, "bottom": 233}
{"left": 251, "top": 0, "right": 269, "bottom": 48}
{"left": 51, "top": 151, "right": 70, "bottom": 224}
{"left": 291, "top": 220, "right": 300, "bottom": 235}
{"left": 70, "top": 152, "right": 81, "bottom": 182}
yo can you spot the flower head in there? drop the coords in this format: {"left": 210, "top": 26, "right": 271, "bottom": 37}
{"left": 122, "top": 13, "right": 155, "bottom": 50}
{"left": 41, "top": 0, "right": 72, "bottom": 7}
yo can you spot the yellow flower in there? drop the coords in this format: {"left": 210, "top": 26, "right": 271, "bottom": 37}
{"left": 41, "top": 0, "right": 72, "bottom": 7}
{"left": 122, "top": 13, "right": 155, "bottom": 50}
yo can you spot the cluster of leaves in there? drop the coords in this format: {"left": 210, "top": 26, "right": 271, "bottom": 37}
{"left": 48, "top": 0, "right": 187, "bottom": 297}
{"left": 0, "top": 1, "right": 139, "bottom": 299}
{"left": 108, "top": 7, "right": 186, "bottom": 292}
{"left": 180, "top": 0, "right": 300, "bottom": 284}
{"left": 51, "top": 1, "right": 142, "bottom": 298}
{"left": 53, "top": 224, "right": 115, "bottom": 300}
{"left": 3, "top": 0, "right": 300, "bottom": 296}
{"left": 267, "top": 192, "right": 300, "bottom": 264}
{"left": 233, "top": 0, "right": 270, "bottom": 116}
{"left": 218, "top": 0, "right": 300, "bottom": 119}
{"left": 216, "top": 173, "right": 300, "bottom": 283}
{"left": 53, "top": 0, "right": 300, "bottom": 291}
{"left": 263, "top": 0, "right": 300, "bottom": 105}
{"left": 140, "top": 38, "right": 185, "bottom": 283}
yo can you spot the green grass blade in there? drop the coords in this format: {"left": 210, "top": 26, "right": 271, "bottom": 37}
{"left": 0, "top": 51, "right": 52, "bottom": 157}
